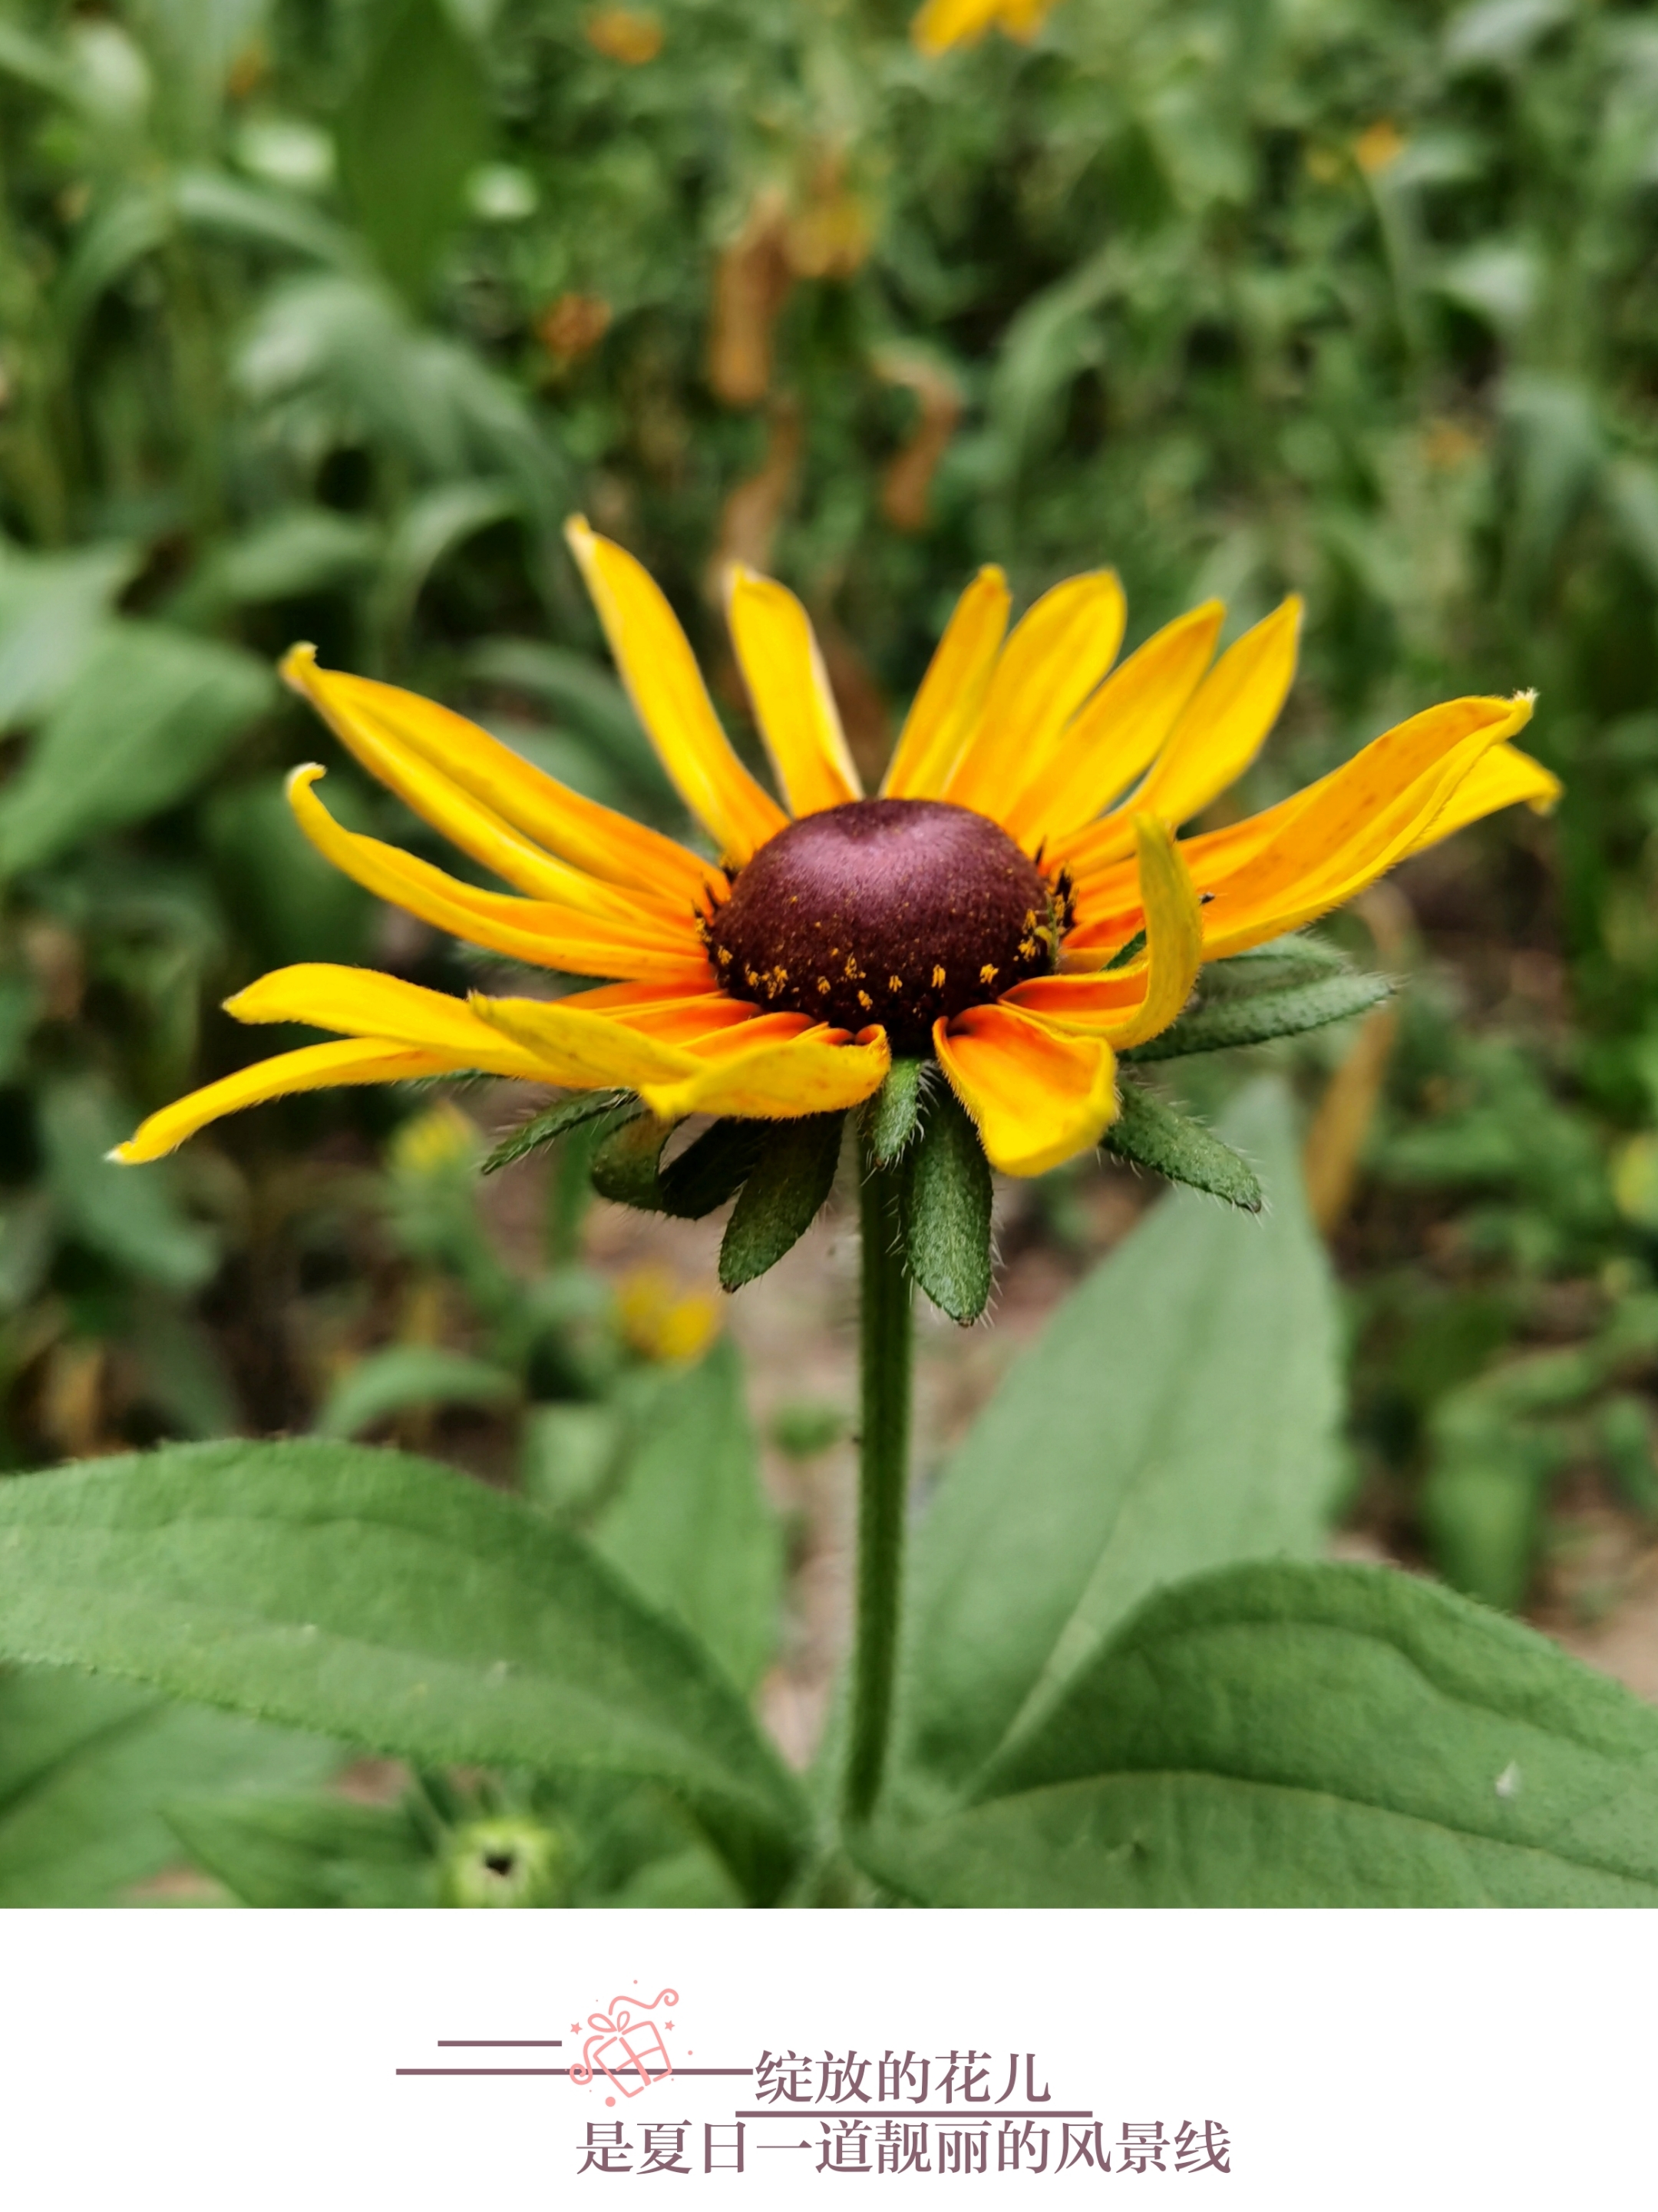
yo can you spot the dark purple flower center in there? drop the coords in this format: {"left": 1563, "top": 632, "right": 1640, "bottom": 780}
{"left": 704, "top": 798, "right": 1059, "bottom": 1054}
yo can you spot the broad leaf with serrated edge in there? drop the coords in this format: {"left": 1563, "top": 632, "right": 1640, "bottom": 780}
{"left": 0, "top": 1439, "right": 806, "bottom": 1900}
{"left": 894, "top": 1080, "right": 1336, "bottom": 1798}
{"left": 593, "top": 1339, "right": 782, "bottom": 1694}
{"left": 864, "top": 1561, "right": 1658, "bottom": 1905}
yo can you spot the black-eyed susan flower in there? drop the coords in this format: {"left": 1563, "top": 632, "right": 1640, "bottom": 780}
{"left": 911, "top": 0, "right": 1060, "bottom": 55}
{"left": 116, "top": 518, "right": 1554, "bottom": 1235}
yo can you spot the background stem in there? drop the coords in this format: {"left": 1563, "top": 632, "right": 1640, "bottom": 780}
{"left": 842, "top": 1136, "right": 914, "bottom": 1827}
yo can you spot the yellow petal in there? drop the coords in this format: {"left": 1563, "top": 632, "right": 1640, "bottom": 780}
{"left": 286, "top": 765, "right": 707, "bottom": 981}
{"left": 934, "top": 1002, "right": 1117, "bottom": 1175}
{"left": 1003, "top": 817, "right": 1201, "bottom": 1047}
{"left": 943, "top": 570, "right": 1127, "bottom": 819}
{"left": 113, "top": 1040, "right": 461, "bottom": 1163}
{"left": 225, "top": 964, "right": 560, "bottom": 1077}
{"left": 1005, "top": 600, "right": 1223, "bottom": 848}
{"left": 882, "top": 566, "right": 1009, "bottom": 799}
{"left": 280, "top": 646, "right": 709, "bottom": 915}
{"left": 562, "top": 978, "right": 761, "bottom": 1043}
{"left": 1059, "top": 598, "right": 1302, "bottom": 870}
{"left": 565, "top": 517, "right": 788, "bottom": 864}
{"left": 639, "top": 1021, "right": 890, "bottom": 1122}
{"left": 468, "top": 992, "right": 723, "bottom": 1092}
{"left": 1398, "top": 739, "right": 1560, "bottom": 856}
{"left": 910, "top": 0, "right": 1002, "bottom": 51}
{"left": 727, "top": 568, "right": 862, "bottom": 815}
{"left": 1061, "top": 691, "right": 1540, "bottom": 956}
{"left": 1200, "top": 711, "right": 1531, "bottom": 957}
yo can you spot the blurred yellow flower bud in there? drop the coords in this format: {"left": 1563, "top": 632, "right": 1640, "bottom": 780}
{"left": 615, "top": 1265, "right": 721, "bottom": 1364}
{"left": 585, "top": 8, "right": 663, "bottom": 64}
{"left": 389, "top": 1101, "right": 478, "bottom": 1179}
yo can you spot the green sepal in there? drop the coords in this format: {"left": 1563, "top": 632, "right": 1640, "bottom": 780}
{"left": 1106, "top": 1079, "right": 1263, "bottom": 1211}
{"left": 660, "top": 1118, "right": 765, "bottom": 1219}
{"left": 1105, "top": 926, "right": 1146, "bottom": 970}
{"left": 589, "top": 1109, "right": 669, "bottom": 1208}
{"left": 1125, "top": 972, "right": 1393, "bottom": 1063}
{"left": 902, "top": 1085, "right": 993, "bottom": 1324}
{"left": 718, "top": 1114, "right": 845, "bottom": 1291}
{"left": 1198, "top": 934, "right": 1352, "bottom": 997}
{"left": 864, "top": 1058, "right": 926, "bottom": 1166}
{"left": 481, "top": 1091, "right": 632, "bottom": 1175}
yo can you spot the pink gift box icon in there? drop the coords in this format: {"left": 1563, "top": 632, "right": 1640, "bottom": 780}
{"left": 570, "top": 1989, "right": 679, "bottom": 2099}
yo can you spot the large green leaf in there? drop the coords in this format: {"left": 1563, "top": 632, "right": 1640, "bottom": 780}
{"left": 895, "top": 1080, "right": 1339, "bottom": 1798}
{"left": 0, "top": 1438, "right": 805, "bottom": 1899}
{"left": 865, "top": 1561, "right": 1658, "bottom": 1906}
{"left": 0, "top": 1667, "right": 337, "bottom": 1906}
{"left": 593, "top": 1340, "right": 782, "bottom": 1695}
{"left": 337, "top": 0, "right": 487, "bottom": 300}
{"left": 0, "top": 622, "right": 272, "bottom": 876}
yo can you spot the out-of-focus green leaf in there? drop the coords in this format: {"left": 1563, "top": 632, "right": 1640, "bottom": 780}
{"left": 465, "top": 638, "right": 672, "bottom": 805}
{"left": 163, "top": 1791, "right": 433, "bottom": 1906}
{"left": 0, "top": 1667, "right": 338, "bottom": 1906}
{"left": 337, "top": 0, "right": 487, "bottom": 300}
{"left": 0, "top": 1439, "right": 807, "bottom": 1898}
{"left": 171, "top": 167, "right": 363, "bottom": 269}
{"left": 0, "top": 543, "right": 139, "bottom": 729}
{"left": 372, "top": 478, "right": 521, "bottom": 638}
{"left": 312, "top": 1344, "right": 519, "bottom": 1437}
{"left": 202, "top": 772, "right": 374, "bottom": 968}
{"left": 593, "top": 1339, "right": 782, "bottom": 1694}
{"left": 897, "top": 1081, "right": 1339, "bottom": 1797}
{"left": 865, "top": 1562, "right": 1658, "bottom": 1906}
{"left": 187, "top": 508, "right": 383, "bottom": 612}
{"left": 40, "top": 1075, "right": 218, "bottom": 1292}
{"left": 0, "top": 623, "right": 272, "bottom": 877}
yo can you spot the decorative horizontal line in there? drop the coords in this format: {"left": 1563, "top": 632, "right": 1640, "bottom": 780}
{"left": 736, "top": 2110, "right": 1087, "bottom": 2121}
{"left": 437, "top": 2041, "right": 563, "bottom": 2048}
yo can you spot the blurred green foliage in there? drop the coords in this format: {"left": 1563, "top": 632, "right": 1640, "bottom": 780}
{"left": 1, "top": 0, "right": 1658, "bottom": 1634}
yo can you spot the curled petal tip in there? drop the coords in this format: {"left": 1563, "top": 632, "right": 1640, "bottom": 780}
{"left": 279, "top": 642, "right": 319, "bottom": 691}
{"left": 105, "top": 1145, "right": 134, "bottom": 1165}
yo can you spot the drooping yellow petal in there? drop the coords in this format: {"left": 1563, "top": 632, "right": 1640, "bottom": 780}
{"left": 226, "top": 965, "right": 558, "bottom": 1078}
{"left": 286, "top": 766, "right": 708, "bottom": 981}
{"left": 934, "top": 1001, "right": 1117, "bottom": 1175}
{"left": 1004, "top": 600, "right": 1224, "bottom": 848}
{"left": 640, "top": 1020, "right": 890, "bottom": 1123}
{"left": 943, "top": 570, "right": 1127, "bottom": 819}
{"left": 468, "top": 992, "right": 732, "bottom": 1093}
{"left": 565, "top": 517, "right": 788, "bottom": 864}
{"left": 113, "top": 1040, "right": 461, "bottom": 1163}
{"left": 279, "top": 646, "right": 711, "bottom": 914}
{"left": 726, "top": 568, "right": 862, "bottom": 816}
{"left": 882, "top": 566, "right": 1009, "bottom": 799}
{"left": 1002, "top": 818, "right": 1201, "bottom": 1047}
